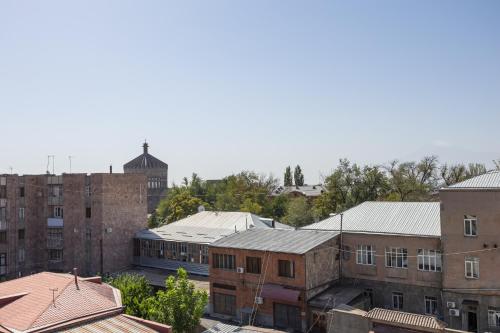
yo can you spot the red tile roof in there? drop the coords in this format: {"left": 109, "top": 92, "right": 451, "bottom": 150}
{"left": 366, "top": 308, "right": 447, "bottom": 331}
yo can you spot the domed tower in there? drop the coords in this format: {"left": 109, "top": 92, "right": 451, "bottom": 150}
{"left": 123, "top": 142, "right": 168, "bottom": 213}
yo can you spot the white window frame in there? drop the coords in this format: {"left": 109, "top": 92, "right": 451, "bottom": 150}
{"left": 424, "top": 296, "right": 438, "bottom": 315}
{"left": 392, "top": 292, "right": 403, "bottom": 310}
{"left": 19, "top": 207, "right": 25, "bottom": 220}
{"left": 417, "top": 249, "right": 442, "bottom": 272}
{"left": 465, "top": 257, "right": 479, "bottom": 279}
{"left": 356, "top": 245, "right": 375, "bottom": 265}
{"left": 488, "top": 309, "right": 500, "bottom": 328}
{"left": 385, "top": 247, "right": 408, "bottom": 269}
{"left": 53, "top": 206, "right": 63, "bottom": 218}
{"left": 464, "top": 216, "right": 477, "bottom": 236}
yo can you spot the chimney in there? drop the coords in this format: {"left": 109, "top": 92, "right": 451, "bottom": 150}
{"left": 143, "top": 142, "right": 149, "bottom": 154}
{"left": 73, "top": 268, "right": 79, "bottom": 290}
{"left": 109, "top": 165, "right": 113, "bottom": 174}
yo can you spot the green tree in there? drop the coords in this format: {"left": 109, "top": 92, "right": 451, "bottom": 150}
{"left": 294, "top": 165, "right": 304, "bottom": 186}
{"left": 284, "top": 166, "right": 293, "bottom": 186}
{"left": 108, "top": 274, "right": 154, "bottom": 319}
{"left": 268, "top": 194, "right": 289, "bottom": 220}
{"left": 147, "top": 211, "right": 164, "bottom": 228}
{"left": 283, "top": 196, "right": 313, "bottom": 227}
{"left": 240, "top": 198, "right": 263, "bottom": 214}
{"left": 440, "top": 163, "right": 487, "bottom": 186}
{"left": 157, "top": 187, "right": 207, "bottom": 223}
{"left": 151, "top": 268, "right": 208, "bottom": 333}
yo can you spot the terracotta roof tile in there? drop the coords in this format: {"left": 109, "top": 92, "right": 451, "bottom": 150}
{"left": 365, "top": 308, "right": 447, "bottom": 330}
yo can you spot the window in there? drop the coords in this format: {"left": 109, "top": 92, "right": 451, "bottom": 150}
{"left": 392, "top": 292, "right": 403, "bottom": 310}
{"left": 213, "top": 283, "right": 236, "bottom": 290}
{"left": 357, "top": 245, "right": 375, "bottom": 265}
{"left": 278, "top": 260, "right": 295, "bottom": 278}
{"left": 465, "top": 257, "right": 479, "bottom": 279}
{"left": 85, "top": 207, "right": 91, "bottom": 218}
{"left": 53, "top": 206, "right": 63, "bottom": 218}
{"left": 425, "top": 296, "right": 438, "bottom": 315}
{"left": 385, "top": 247, "right": 408, "bottom": 268}
{"left": 488, "top": 309, "right": 500, "bottom": 328}
{"left": 0, "top": 253, "right": 6, "bottom": 275}
{"left": 19, "top": 207, "right": 25, "bottom": 220}
{"left": 464, "top": 216, "right": 477, "bottom": 236}
{"left": 18, "top": 229, "right": 25, "bottom": 240}
{"left": 246, "top": 256, "right": 262, "bottom": 274}
{"left": 85, "top": 185, "right": 91, "bottom": 197}
{"left": 213, "top": 293, "right": 236, "bottom": 316}
{"left": 212, "top": 253, "right": 236, "bottom": 270}
{"left": 48, "top": 249, "right": 63, "bottom": 262}
{"left": 19, "top": 187, "right": 25, "bottom": 197}
{"left": 86, "top": 228, "right": 91, "bottom": 241}
{"left": 0, "top": 207, "right": 6, "bottom": 222}
{"left": 201, "top": 245, "right": 209, "bottom": 264}
{"left": 0, "top": 232, "right": 6, "bottom": 244}
{"left": 18, "top": 248, "right": 25, "bottom": 263}
{"left": 418, "top": 249, "right": 442, "bottom": 272}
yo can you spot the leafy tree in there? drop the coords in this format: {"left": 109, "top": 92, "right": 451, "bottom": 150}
{"left": 284, "top": 166, "right": 293, "bottom": 186}
{"left": 283, "top": 197, "right": 313, "bottom": 227}
{"left": 157, "top": 187, "right": 207, "bottom": 223}
{"left": 147, "top": 211, "right": 164, "bottom": 228}
{"left": 294, "top": 165, "right": 304, "bottom": 186}
{"left": 440, "top": 163, "right": 487, "bottom": 186}
{"left": 108, "top": 274, "right": 154, "bottom": 319}
{"left": 268, "top": 194, "right": 289, "bottom": 220}
{"left": 150, "top": 268, "right": 208, "bottom": 333}
{"left": 240, "top": 198, "right": 263, "bottom": 214}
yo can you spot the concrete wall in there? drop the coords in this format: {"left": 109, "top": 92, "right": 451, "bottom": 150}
{"left": 328, "top": 309, "right": 370, "bottom": 333}
{"left": 305, "top": 239, "right": 339, "bottom": 300}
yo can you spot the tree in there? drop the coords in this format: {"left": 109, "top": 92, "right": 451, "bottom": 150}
{"left": 108, "top": 274, "right": 154, "bottom": 319}
{"left": 494, "top": 159, "right": 500, "bottom": 170}
{"left": 283, "top": 197, "right": 313, "bottom": 227}
{"left": 240, "top": 198, "right": 263, "bottom": 214}
{"left": 440, "top": 163, "right": 487, "bottom": 186}
{"left": 151, "top": 268, "right": 208, "bottom": 333}
{"left": 157, "top": 187, "right": 207, "bottom": 223}
{"left": 294, "top": 165, "right": 304, "bottom": 186}
{"left": 284, "top": 166, "right": 293, "bottom": 186}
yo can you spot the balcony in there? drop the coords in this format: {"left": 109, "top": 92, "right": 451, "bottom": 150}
{"left": 48, "top": 196, "right": 63, "bottom": 205}
{"left": 0, "top": 221, "right": 6, "bottom": 230}
{"left": 47, "top": 237, "right": 64, "bottom": 249}
{"left": 47, "top": 218, "right": 63, "bottom": 227}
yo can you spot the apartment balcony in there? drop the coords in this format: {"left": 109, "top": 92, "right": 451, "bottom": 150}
{"left": 0, "top": 199, "right": 6, "bottom": 207}
{"left": 48, "top": 196, "right": 63, "bottom": 205}
{"left": 47, "top": 218, "right": 63, "bottom": 227}
{"left": 0, "top": 221, "right": 6, "bottom": 230}
{"left": 47, "top": 237, "right": 64, "bottom": 249}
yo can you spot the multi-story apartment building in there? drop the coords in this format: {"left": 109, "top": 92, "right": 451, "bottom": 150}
{"left": 208, "top": 228, "right": 338, "bottom": 332}
{"left": 304, "top": 201, "right": 443, "bottom": 319}
{"left": 440, "top": 170, "right": 500, "bottom": 333}
{"left": 124, "top": 142, "right": 169, "bottom": 213}
{"left": 0, "top": 173, "right": 147, "bottom": 279}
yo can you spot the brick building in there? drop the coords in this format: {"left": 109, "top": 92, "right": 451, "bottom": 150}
{"left": 208, "top": 228, "right": 338, "bottom": 332}
{"left": 124, "top": 142, "right": 169, "bottom": 213}
{"left": 0, "top": 173, "right": 147, "bottom": 279}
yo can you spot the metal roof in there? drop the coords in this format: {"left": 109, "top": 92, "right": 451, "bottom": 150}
{"left": 59, "top": 314, "right": 160, "bottom": 333}
{"left": 210, "top": 228, "right": 338, "bottom": 254}
{"left": 302, "top": 201, "right": 440, "bottom": 237}
{"left": 308, "top": 286, "right": 364, "bottom": 310}
{"left": 272, "top": 185, "right": 326, "bottom": 197}
{"left": 365, "top": 308, "right": 447, "bottom": 330}
{"left": 136, "top": 211, "right": 292, "bottom": 244}
{"left": 445, "top": 170, "right": 500, "bottom": 189}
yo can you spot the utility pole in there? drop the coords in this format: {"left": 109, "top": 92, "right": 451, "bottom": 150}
{"left": 68, "top": 156, "right": 75, "bottom": 173}
{"left": 339, "top": 213, "right": 344, "bottom": 284}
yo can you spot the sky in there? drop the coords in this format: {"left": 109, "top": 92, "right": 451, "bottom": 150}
{"left": 1, "top": 1, "right": 499, "bottom": 185}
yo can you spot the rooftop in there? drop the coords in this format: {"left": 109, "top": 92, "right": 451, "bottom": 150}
{"left": 365, "top": 308, "right": 447, "bottom": 331}
{"left": 136, "top": 211, "right": 292, "bottom": 244}
{"left": 302, "top": 201, "right": 441, "bottom": 237}
{"left": 210, "top": 228, "right": 338, "bottom": 254}
{"left": 272, "top": 184, "right": 326, "bottom": 197}
{"left": 123, "top": 142, "right": 168, "bottom": 170}
{"left": 445, "top": 170, "right": 500, "bottom": 189}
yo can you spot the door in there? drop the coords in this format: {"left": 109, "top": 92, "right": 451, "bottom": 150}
{"left": 274, "top": 303, "right": 302, "bottom": 332}
{"left": 467, "top": 311, "right": 477, "bottom": 332}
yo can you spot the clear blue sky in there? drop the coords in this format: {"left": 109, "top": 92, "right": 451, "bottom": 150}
{"left": 1, "top": 1, "right": 499, "bottom": 184}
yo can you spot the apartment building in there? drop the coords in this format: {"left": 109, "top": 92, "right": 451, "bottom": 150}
{"left": 0, "top": 173, "right": 147, "bottom": 279}
{"left": 134, "top": 211, "right": 291, "bottom": 276}
{"left": 208, "top": 228, "right": 338, "bottom": 332}
{"left": 303, "top": 202, "right": 443, "bottom": 319}
{"left": 124, "top": 142, "right": 169, "bottom": 213}
{"left": 440, "top": 170, "right": 500, "bottom": 333}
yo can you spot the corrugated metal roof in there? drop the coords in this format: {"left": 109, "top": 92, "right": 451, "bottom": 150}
{"left": 272, "top": 185, "right": 326, "bottom": 197}
{"left": 136, "top": 211, "right": 292, "bottom": 243}
{"left": 60, "top": 314, "right": 159, "bottom": 333}
{"left": 365, "top": 308, "right": 446, "bottom": 330}
{"left": 302, "top": 201, "right": 440, "bottom": 237}
{"left": 210, "top": 228, "right": 338, "bottom": 254}
{"left": 446, "top": 170, "right": 500, "bottom": 189}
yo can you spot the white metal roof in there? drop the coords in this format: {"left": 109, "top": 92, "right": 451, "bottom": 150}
{"left": 210, "top": 228, "right": 338, "bottom": 254}
{"left": 445, "top": 170, "right": 500, "bottom": 189}
{"left": 136, "top": 211, "right": 292, "bottom": 244}
{"left": 302, "top": 201, "right": 441, "bottom": 237}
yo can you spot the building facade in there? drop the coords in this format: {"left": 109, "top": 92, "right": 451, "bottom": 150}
{"left": 124, "top": 142, "right": 168, "bottom": 213}
{"left": 208, "top": 228, "right": 338, "bottom": 332}
{"left": 0, "top": 173, "right": 147, "bottom": 279}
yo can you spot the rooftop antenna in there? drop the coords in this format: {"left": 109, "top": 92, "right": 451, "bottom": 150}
{"left": 49, "top": 288, "right": 58, "bottom": 306}
{"left": 68, "top": 156, "right": 75, "bottom": 173}
{"left": 9, "top": 166, "right": 13, "bottom": 175}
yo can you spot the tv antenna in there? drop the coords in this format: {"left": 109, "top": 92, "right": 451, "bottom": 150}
{"left": 49, "top": 287, "right": 58, "bottom": 306}
{"left": 68, "top": 156, "right": 75, "bottom": 173}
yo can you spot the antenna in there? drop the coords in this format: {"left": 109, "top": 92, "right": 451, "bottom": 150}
{"left": 49, "top": 288, "right": 58, "bottom": 306}
{"left": 47, "top": 155, "right": 55, "bottom": 175}
{"left": 8, "top": 166, "right": 13, "bottom": 175}
{"left": 68, "top": 156, "right": 75, "bottom": 173}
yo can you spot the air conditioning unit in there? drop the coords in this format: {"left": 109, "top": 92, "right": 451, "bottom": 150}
{"left": 255, "top": 297, "right": 263, "bottom": 304}
{"left": 449, "top": 309, "right": 460, "bottom": 317}
{"left": 447, "top": 302, "right": 456, "bottom": 308}
{"left": 236, "top": 267, "right": 245, "bottom": 274}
